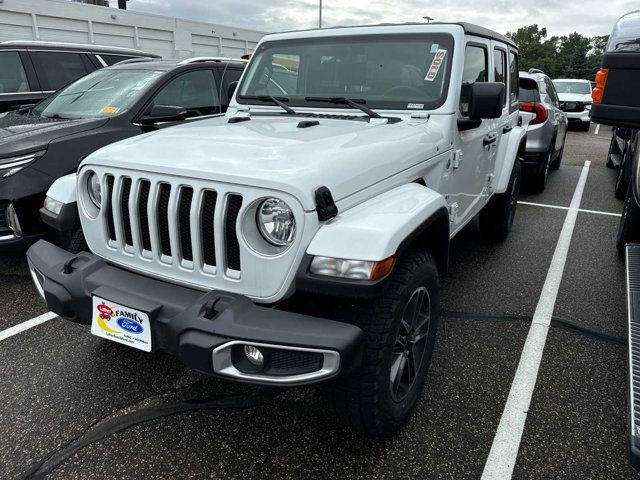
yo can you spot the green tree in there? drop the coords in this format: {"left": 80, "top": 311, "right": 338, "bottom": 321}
{"left": 506, "top": 25, "right": 560, "bottom": 77}
{"left": 557, "top": 32, "right": 592, "bottom": 78}
{"left": 587, "top": 34, "right": 610, "bottom": 76}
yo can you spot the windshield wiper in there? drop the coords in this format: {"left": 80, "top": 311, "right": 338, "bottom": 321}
{"left": 238, "top": 95, "right": 296, "bottom": 114}
{"left": 42, "top": 113, "right": 72, "bottom": 120}
{"left": 304, "top": 96, "right": 381, "bottom": 119}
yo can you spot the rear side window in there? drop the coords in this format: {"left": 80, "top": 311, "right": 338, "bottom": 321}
{"left": 0, "top": 51, "right": 30, "bottom": 93}
{"left": 460, "top": 45, "right": 488, "bottom": 116}
{"left": 544, "top": 77, "right": 560, "bottom": 106}
{"left": 509, "top": 51, "right": 519, "bottom": 106}
{"left": 30, "top": 52, "right": 90, "bottom": 91}
{"left": 98, "top": 54, "right": 139, "bottom": 66}
{"left": 519, "top": 78, "right": 540, "bottom": 103}
{"left": 493, "top": 49, "right": 507, "bottom": 106}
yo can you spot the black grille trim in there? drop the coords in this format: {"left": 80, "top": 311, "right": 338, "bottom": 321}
{"left": 121, "top": 178, "right": 133, "bottom": 246}
{"left": 179, "top": 187, "right": 194, "bottom": 262}
{"left": 201, "top": 190, "right": 217, "bottom": 266}
{"left": 157, "top": 183, "right": 172, "bottom": 257}
{"left": 106, "top": 175, "right": 116, "bottom": 241}
{"left": 225, "top": 194, "right": 243, "bottom": 271}
{"left": 138, "top": 180, "right": 152, "bottom": 251}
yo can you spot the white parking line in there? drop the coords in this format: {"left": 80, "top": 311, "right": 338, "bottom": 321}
{"left": 482, "top": 160, "right": 591, "bottom": 479}
{"left": 518, "top": 200, "right": 621, "bottom": 217}
{"left": 0, "top": 312, "right": 57, "bottom": 342}
{"left": 595, "top": 124, "right": 601, "bottom": 135}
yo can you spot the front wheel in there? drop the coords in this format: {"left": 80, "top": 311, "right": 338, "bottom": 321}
{"left": 327, "top": 249, "right": 439, "bottom": 438}
{"left": 479, "top": 159, "right": 521, "bottom": 241}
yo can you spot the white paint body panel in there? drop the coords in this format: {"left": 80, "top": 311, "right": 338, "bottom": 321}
{"left": 307, "top": 184, "right": 447, "bottom": 261}
{"left": 46, "top": 173, "right": 77, "bottom": 204}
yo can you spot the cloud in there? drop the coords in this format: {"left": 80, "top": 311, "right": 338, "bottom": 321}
{"left": 117, "top": 0, "right": 630, "bottom": 37}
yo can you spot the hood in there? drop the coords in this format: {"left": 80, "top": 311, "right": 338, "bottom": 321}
{"left": 0, "top": 111, "right": 108, "bottom": 158}
{"left": 557, "top": 92, "right": 592, "bottom": 103}
{"left": 83, "top": 114, "right": 446, "bottom": 210}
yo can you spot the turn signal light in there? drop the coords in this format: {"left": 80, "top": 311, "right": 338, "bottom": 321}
{"left": 592, "top": 68, "right": 609, "bottom": 104}
{"left": 370, "top": 257, "right": 396, "bottom": 280}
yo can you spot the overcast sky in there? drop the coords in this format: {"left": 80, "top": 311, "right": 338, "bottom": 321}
{"left": 113, "top": 0, "right": 636, "bottom": 37}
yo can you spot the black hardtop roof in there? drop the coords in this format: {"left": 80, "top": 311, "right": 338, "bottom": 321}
{"left": 0, "top": 40, "right": 159, "bottom": 56}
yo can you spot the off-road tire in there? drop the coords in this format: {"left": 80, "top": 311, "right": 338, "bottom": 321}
{"left": 67, "top": 228, "right": 88, "bottom": 254}
{"left": 615, "top": 143, "right": 632, "bottom": 200}
{"left": 617, "top": 188, "right": 640, "bottom": 257}
{"left": 528, "top": 148, "right": 552, "bottom": 193}
{"left": 479, "top": 159, "right": 521, "bottom": 241}
{"left": 327, "top": 249, "right": 439, "bottom": 438}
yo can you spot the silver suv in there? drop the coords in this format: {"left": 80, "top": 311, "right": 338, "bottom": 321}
{"left": 519, "top": 69, "right": 568, "bottom": 192}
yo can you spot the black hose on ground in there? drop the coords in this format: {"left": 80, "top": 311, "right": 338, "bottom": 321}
{"left": 441, "top": 309, "right": 626, "bottom": 346}
{"left": 17, "top": 388, "right": 278, "bottom": 480}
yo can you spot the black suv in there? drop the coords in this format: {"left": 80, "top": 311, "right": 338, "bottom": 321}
{"left": 0, "top": 41, "right": 159, "bottom": 113}
{"left": 0, "top": 57, "right": 245, "bottom": 249}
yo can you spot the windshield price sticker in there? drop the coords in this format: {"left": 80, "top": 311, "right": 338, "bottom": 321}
{"left": 425, "top": 49, "right": 447, "bottom": 82}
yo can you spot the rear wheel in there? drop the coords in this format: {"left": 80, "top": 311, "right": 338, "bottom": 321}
{"left": 617, "top": 187, "right": 640, "bottom": 257}
{"left": 529, "top": 147, "right": 552, "bottom": 193}
{"left": 479, "top": 159, "right": 521, "bottom": 241}
{"left": 328, "top": 249, "right": 439, "bottom": 438}
{"left": 615, "top": 141, "right": 632, "bottom": 200}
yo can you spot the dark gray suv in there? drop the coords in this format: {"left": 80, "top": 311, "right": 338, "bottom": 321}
{"left": 519, "top": 69, "right": 568, "bottom": 192}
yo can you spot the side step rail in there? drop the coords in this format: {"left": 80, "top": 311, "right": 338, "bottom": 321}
{"left": 626, "top": 244, "right": 640, "bottom": 469}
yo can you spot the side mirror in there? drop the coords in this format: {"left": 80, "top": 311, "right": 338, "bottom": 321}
{"left": 139, "top": 105, "right": 187, "bottom": 125}
{"left": 468, "top": 82, "right": 505, "bottom": 120}
{"left": 227, "top": 81, "right": 239, "bottom": 101}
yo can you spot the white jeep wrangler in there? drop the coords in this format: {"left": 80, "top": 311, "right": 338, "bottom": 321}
{"left": 29, "top": 22, "right": 526, "bottom": 437}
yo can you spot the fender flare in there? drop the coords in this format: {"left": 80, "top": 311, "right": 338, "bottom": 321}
{"left": 494, "top": 125, "right": 527, "bottom": 194}
{"left": 306, "top": 183, "right": 450, "bottom": 270}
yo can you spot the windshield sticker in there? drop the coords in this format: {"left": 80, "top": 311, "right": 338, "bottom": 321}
{"left": 425, "top": 49, "right": 447, "bottom": 82}
{"left": 407, "top": 103, "right": 425, "bottom": 109}
{"left": 430, "top": 44, "right": 439, "bottom": 53}
{"left": 101, "top": 106, "right": 119, "bottom": 114}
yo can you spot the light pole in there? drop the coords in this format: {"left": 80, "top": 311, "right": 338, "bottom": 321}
{"left": 319, "top": 0, "right": 322, "bottom": 28}
{"left": 423, "top": 16, "right": 434, "bottom": 23}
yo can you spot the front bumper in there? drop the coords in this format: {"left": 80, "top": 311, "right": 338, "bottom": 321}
{"left": 565, "top": 110, "right": 591, "bottom": 123}
{"left": 27, "top": 240, "right": 364, "bottom": 386}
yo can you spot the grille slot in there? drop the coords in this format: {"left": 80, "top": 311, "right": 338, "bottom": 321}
{"left": 179, "top": 187, "right": 194, "bottom": 262}
{"left": 201, "top": 190, "right": 217, "bottom": 267}
{"left": 106, "top": 175, "right": 116, "bottom": 241}
{"left": 225, "top": 194, "right": 243, "bottom": 271}
{"left": 121, "top": 177, "right": 133, "bottom": 246}
{"left": 138, "top": 180, "right": 152, "bottom": 251}
{"left": 157, "top": 183, "right": 172, "bottom": 257}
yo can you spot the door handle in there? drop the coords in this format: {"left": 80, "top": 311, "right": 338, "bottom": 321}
{"left": 503, "top": 125, "right": 513, "bottom": 134}
{"left": 483, "top": 134, "right": 497, "bottom": 147}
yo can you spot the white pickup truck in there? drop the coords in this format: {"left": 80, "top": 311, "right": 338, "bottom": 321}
{"left": 28, "top": 22, "right": 526, "bottom": 437}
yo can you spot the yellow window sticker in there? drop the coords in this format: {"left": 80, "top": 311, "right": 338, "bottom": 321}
{"left": 101, "top": 106, "right": 119, "bottom": 114}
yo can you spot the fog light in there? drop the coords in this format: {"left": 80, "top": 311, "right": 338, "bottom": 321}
{"left": 28, "top": 260, "right": 46, "bottom": 301}
{"left": 244, "top": 344, "right": 264, "bottom": 366}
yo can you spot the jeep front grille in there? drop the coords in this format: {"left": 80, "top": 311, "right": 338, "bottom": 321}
{"left": 79, "top": 167, "right": 308, "bottom": 301}
{"left": 102, "top": 174, "right": 243, "bottom": 273}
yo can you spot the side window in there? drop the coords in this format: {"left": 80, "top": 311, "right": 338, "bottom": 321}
{"left": 460, "top": 45, "right": 487, "bottom": 116}
{"left": 493, "top": 49, "right": 507, "bottom": 106}
{"left": 98, "top": 54, "right": 138, "bottom": 66}
{"left": 0, "top": 51, "right": 30, "bottom": 93}
{"left": 221, "top": 68, "right": 243, "bottom": 103}
{"left": 146, "top": 69, "right": 220, "bottom": 118}
{"left": 30, "top": 52, "right": 90, "bottom": 91}
{"left": 544, "top": 78, "right": 560, "bottom": 106}
{"left": 509, "top": 51, "right": 519, "bottom": 108}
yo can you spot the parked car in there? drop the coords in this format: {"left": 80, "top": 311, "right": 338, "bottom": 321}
{"left": 518, "top": 69, "right": 568, "bottom": 192}
{"left": 0, "top": 57, "right": 244, "bottom": 250}
{"left": 27, "top": 22, "right": 526, "bottom": 437}
{"left": 552, "top": 78, "right": 593, "bottom": 131}
{"left": 590, "top": 10, "right": 640, "bottom": 471}
{"left": 0, "top": 41, "right": 159, "bottom": 113}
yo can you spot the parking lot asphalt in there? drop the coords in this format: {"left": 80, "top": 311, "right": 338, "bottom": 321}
{"left": 1, "top": 123, "right": 638, "bottom": 479}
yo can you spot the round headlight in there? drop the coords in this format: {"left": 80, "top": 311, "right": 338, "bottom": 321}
{"left": 87, "top": 172, "right": 102, "bottom": 208}
{"left": 256, "top": 198, "right": 296, "bottom": 246}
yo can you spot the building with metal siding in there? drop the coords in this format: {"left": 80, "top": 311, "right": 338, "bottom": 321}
{"left": 0, "top": 0, "right": 264, "bottom": 59}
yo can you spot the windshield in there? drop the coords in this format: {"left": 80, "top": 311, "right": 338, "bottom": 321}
{"left": 552, "top": 81, "right": 590, "bottom": 95}
{"left": 33, "top": 69, "right": 163, "bottom": 118}
{"left": 238, "top": 33, "right": 454, "bottom": 111}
